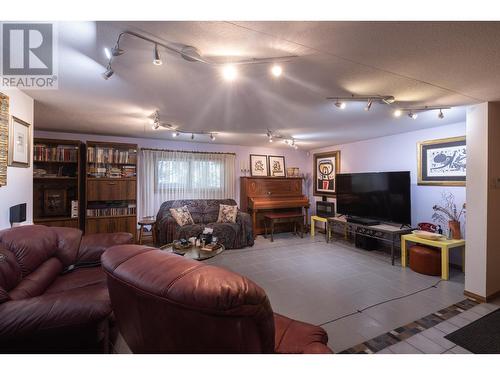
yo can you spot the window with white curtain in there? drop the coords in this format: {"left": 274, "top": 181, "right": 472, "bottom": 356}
{"left": 139, "top": 149, "right": 235, "bottom": 218}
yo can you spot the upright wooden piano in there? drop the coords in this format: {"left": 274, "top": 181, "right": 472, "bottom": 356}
{"left": 240, "top": 177, "right": 310, "bottom": 237}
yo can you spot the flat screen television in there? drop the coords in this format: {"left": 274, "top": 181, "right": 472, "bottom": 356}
{"left": 336, "top": 171, "right": 411, "bottom": 225}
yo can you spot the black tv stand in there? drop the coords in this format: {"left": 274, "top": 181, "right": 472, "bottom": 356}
{"left": 346, "top": 216, "right": 380, "bottom": 226}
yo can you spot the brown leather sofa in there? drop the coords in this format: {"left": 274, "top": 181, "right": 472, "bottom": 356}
{"left": 0, "top": 225, "right": 133, "bottom": 353}
{"left": 102, "top": 245, "right": 333, "bottom": 354}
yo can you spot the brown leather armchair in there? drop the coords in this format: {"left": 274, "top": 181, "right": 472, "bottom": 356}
{"left": 0, "top": 225, "right": 133, "bottom": 353}
{"left": 102, "top": 245, "right": 333, "bottom": 354}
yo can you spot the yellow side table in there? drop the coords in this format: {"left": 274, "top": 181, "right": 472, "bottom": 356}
{"left": 310, "top": 215, "right": 328, "bottom": 240}
{"left": 401, "top": 234, "right": 465, "bottom": 280}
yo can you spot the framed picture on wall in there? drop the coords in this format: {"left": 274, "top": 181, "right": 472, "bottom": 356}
{"left": 313, "top": 151, "right": 340, "bottom": 197}
{"left": 250, "top": 154, "right": 269, "bottom": 177}
{"left": 8, "top": 116, "right": 31, "bottom": 168}
{"left": 0, "top": 92, "right": 9, "bottom": 187}
{"left": 268, "top": 155, "right": 286, "bottom": 177}
{"left": 417, "top": 136, "right": 466, "bottom": 186}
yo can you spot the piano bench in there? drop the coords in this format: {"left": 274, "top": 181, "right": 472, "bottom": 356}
{"left": 263, "top": 213, "right": 305, "bottom": 242}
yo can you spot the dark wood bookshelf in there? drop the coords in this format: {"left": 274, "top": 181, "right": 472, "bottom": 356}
{"left": 85, "top": 141, "right": 138, "bottom": 241}
{"left": 33, "top": 138, "right": 84, "bottom": 229}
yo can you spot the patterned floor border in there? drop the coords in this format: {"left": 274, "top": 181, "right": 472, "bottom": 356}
{"left": 340, "top": 298, "right": 480, "bottom": 354}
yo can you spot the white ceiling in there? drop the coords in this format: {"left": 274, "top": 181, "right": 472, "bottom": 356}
{"left": 29, "top": 21, "right": 500, "bottom": 150}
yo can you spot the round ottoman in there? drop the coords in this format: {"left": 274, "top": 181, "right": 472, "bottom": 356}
{"left": 409, "top": 245, "right": 441, "bottom": 276}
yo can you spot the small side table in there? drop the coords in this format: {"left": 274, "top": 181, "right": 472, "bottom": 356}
{"left": 138, "top": 218, "right": 157, "bottom": 245}
{"left": 310, "top": 215, "right": 329, "bottom": 241}
{"left": 401, "top": 234, "right": 465, "bottom": 280}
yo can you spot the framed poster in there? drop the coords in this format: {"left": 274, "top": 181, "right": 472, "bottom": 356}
{"left": 250, "top": 154, "right": 269, "bottom": 177}
{"left": 0, "top": 93, "right": 8, "bottom": 187}
{"left": 313, "top": 151, "right": 340, "bottom": 197}
{"left": 268, "top": 155, "right": 286, "bottom": 177}
{"left": 8, "top": 116, "right": 31, "bottom": 168}
{"left": 417, "top": 136, "right": 466, "bottom": 186}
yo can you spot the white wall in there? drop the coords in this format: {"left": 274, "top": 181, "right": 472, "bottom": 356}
{"left": 35, "top": 130, "right": 310, "bottom": 218}
{"left": 0, "top": 89, "right": 34, "bottom": 229}
{"left": 310, "top": 122, "right": 466, "bottom": 228}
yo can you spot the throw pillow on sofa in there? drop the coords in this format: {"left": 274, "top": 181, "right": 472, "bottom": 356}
{"left": 217, "top": 204, "right": 238, "bottom": 224}
{"left": 170, "top": 206, "right": 195, "bottom": 226}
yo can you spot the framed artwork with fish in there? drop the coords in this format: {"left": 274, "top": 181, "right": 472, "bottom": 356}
{"left": 417, "top": 136, "right": 466, "bottom": 186}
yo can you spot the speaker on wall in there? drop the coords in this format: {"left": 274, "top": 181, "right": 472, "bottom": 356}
{"left": 10, "top": 203, "right": 26, "bottom": 226}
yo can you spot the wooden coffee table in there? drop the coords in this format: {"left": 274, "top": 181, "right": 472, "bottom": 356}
{"left": 264, "top": 212, "right": 304, "bottom": 242}
{"left": 159, "top": 242, "right": 225, "bottom": 261}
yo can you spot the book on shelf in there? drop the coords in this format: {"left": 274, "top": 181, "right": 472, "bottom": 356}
{"left": 86, "top": 202, "right": 136, "bottom": 217}
{"left": 87, "top": 165, "right": 136, "bottom": 178}
{"left": 87, "top": 146, "right": 137, "bottom": 164}
{"left": 34, "top": 144, "right": 78, "bottom": 162}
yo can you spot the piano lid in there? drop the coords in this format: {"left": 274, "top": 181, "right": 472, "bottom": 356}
{"left": 249, "top": 195, "right": 309, "bottom": 209}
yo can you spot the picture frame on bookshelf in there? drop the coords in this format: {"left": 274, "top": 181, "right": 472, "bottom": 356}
{"left": 8, "top": 116, "right": 31, "bottom": 168}
{"left": 43, "top": 189, "right": 68, "bottom": 217}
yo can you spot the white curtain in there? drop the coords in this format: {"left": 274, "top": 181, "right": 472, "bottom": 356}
{"left": 139, "top": 149, "right": 236, "bottom": 218}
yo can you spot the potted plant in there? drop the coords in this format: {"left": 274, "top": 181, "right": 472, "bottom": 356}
{"left": 432, "top": 192, "right": 466, "bottom": 240}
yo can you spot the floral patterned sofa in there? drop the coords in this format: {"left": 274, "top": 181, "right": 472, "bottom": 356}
{"left": 155, "top": 199, "right": 254, "bottom": 249}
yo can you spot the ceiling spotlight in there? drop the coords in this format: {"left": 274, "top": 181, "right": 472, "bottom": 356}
{"left": 111, "top": 45, "right": 125, "bottom": 56}
{"left": 102, "top": 64, "right": 114, "bottom": 80}
{"left": 191, "top": 133, "right": 195, "bottom": 140}
{"left": 382, "top": 96, "right": 396, "bottom": 105}
{"left": 408, "top": 111, "right": 418, "bottom": 120}
{"left": 222, "top": 65, "right": 238, "bottom": 81}
{"left": 364, "top": 99, "right": 373, "bottom": 111}
{"left": 269, "top": 138, "right": 273, "bottom": 143}
{"left": 393, "top": 109, "right": 402, "bottom": 118}
{"left": 153, "top": 44, "right": 162, "bottom": 66}
{"left": 438, "top": 109, "right": 444, "bottom": 119}
{"left": 210, "top": 133, "right": 216, "bottom": 141}
{"left": 172, "top": 131, "right": 179, "bottom": 137}
{"left": 104, "top": 47, "right": 111, "bottom": 60}
{"left": 271, "top": 64, "right": 282, "bottom": 77}
{"left": 334, "top": 100, "right": 346, "bottom": 110}
{"left": 152, "top": 122, "right": 160, "bottom": 130}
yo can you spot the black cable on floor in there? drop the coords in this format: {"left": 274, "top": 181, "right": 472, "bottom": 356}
{"left": 319, "top": 279, "right": 443, "bottom": 326}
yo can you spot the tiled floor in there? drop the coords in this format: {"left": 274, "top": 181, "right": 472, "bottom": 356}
{"left": 206, "top": 233, "right": 467, "bottom": 353}
{"left": 378, "top": 302, "right": 500, "bottom": 354}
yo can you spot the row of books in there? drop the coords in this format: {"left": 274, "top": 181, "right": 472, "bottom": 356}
{"left": 87, "top": 146, "right": 137, "bottom": 164}
{"left": 86, "top": 204, "right": 136, "bottom": 217}
{"left": 87, "top": 165, "right": 136, "bottom": 178}
{"left": 34, "top": 144, "right": 78, "bottom": 162}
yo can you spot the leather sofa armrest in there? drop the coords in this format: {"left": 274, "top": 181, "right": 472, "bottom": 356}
{"left": 77, "top": 232, "right": 134, "bottom": 264}
{"left": 156, "top": 215, "right": 180, "bottom": 246}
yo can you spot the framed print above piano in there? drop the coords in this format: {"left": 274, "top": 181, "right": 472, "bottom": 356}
{"left": 250, "top": 154, "right": 269, "bottom": 177}
{"left": 313, "top": 151, "right": 340, "bottom": 197}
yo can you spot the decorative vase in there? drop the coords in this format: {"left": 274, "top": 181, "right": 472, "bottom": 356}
{"left": 449, "top": 220, "right": 461, "bottom": 240}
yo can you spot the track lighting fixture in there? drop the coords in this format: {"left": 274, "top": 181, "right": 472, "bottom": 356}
{"left": 408, "top": 111, "right": 418, "bottom": 120}
{"left": 364, "top": 99, "right": 373, "bottom": 111}
{"left": 210, "top": 133, "right": 216, "bottom": 141}
{"left": 191, "top": 133, "right": 195, "bottom": 140}
{"left": 394, "top": 106, "right": 450, "bottom": 121}
{"left": 334, "top": 100, "right": 346, "bottom": 109}
{"left": 271, "top": 64, "right": 283, "bottom": 77}
{"left": 329, "top": 95, "right": 396, "bottom": 110}
{"left": 265, "top": 130, "right": 298, "bottom": 149}
{"left": 172, "top": 131, "right": 179, "bottom": 137}
{"left": 438, "top": 109, "right": 444, "bottom": 119}
{"left": 393, "top": 109, "right": 402, "bottom": 118}
{"left": 102, "top": 30, "right": 296, "bottom": 80}
{"left": 150, "top": 110, "right": 217, "bottom": 141}
{"left": 102, "top": 64, "right": 114, "bottom": 80}
{"left": 153, "top": 44, "right": 162, "bottom": 66}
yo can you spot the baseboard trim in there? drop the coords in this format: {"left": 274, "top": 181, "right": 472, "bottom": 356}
{"left": 464, "top": 289, "right": 500, "bottom": 303}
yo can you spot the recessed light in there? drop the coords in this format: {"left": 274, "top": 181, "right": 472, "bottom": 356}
{"left": 271, "top": 65, "right": 282, "bottom": 77}
{"left": 393, "top": 109, "right": 402, "bottom": 117}
{"left": 222, "top": 65, "right": 238, "bottom": 81}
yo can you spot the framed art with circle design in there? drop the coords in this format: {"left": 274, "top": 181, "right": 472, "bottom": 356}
{"left": 313, "top": 150, "right": 340, "bottom": 197}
